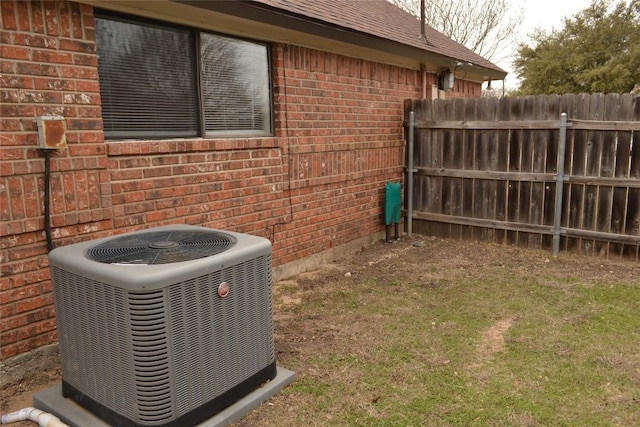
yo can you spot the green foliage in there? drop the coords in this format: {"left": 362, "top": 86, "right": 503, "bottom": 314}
{"left": 514, "top": 0, "right": 640, "bottom": 95}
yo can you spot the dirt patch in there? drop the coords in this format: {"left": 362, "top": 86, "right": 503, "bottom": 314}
{"left": 0, "top": 365, "right": 62, "bottom": 427}
{"left": 478, "top": 317, "right": 515, "bottom": 358}
{"left": 465, "top": 316, "right": 518, "bottom": 383}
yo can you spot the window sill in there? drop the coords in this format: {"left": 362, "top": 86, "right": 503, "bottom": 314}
{"left": 106, "top": 137, "right": 280, "bottom": 156}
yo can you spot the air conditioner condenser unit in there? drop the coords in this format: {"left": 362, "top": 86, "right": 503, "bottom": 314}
{"left": 48, "top": 225, "right": 277, "bottom": 427}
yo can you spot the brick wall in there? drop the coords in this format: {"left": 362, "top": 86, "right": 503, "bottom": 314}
{"left": 0, "top": 0, "right": 480, "bottom": 360}
{"left": 1, "top": 0, "right": 110, "bottom": 359}
{"left": 274, "top": 44, "right": 421, "bottom": 264}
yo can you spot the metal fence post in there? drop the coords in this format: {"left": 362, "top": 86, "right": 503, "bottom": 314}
{"left": 553, "top": 113, "right": 568, "bottom": 256}
{"left": 407, "top": 111, "right": 415, "bottom": 237}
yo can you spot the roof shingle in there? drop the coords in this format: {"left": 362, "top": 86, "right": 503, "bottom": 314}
{"left": 251, "top": 0, "right": 505, "bottom": 74}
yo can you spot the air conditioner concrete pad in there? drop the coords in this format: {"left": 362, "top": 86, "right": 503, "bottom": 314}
{"left": 33, "top": 367, "right": 296, "bottom": 427}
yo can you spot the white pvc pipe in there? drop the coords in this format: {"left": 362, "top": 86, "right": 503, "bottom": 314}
{"left": 1, "top": 407, "right": 69, "bottom": 427}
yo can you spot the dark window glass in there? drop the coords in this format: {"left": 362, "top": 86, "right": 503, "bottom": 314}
{"left": 201, "top": 33, "right": 271, "bottom": 136}
{"left": 95, "top": 13, "right": 272, "bottom": 140}
{"left": 96, "top": 17, "right": 198, "bottom": 139}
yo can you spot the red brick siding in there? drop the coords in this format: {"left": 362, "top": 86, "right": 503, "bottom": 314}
{"left": 106, "top": 138, "right": 290, "bottom": 237}
{"left": 451, "top": 78, "right": 482, "bottom": 98}
{"left": 1, "top": 0, "right": 109, "bottom": 358}
{"left": 1, "top": 0, "right": 480, "bottom": 359}
{"left": 273, "top": 44, "right": 418, "bottom": 264}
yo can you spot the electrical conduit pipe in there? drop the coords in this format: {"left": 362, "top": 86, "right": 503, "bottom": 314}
{"left": 1, "top": 407, "right": 69, "bottom": 427}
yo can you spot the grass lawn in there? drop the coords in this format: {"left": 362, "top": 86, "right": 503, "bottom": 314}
{"left": 236, "top": 236, "right": 640, "bottom": 427}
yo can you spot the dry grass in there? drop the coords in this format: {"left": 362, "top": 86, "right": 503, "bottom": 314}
{"left": 237, "top": 236, "right": 639, "bottom": 427}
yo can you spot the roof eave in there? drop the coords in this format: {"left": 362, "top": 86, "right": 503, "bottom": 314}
{"left": 173, "top": 0, "right": 507, "bottom": 81}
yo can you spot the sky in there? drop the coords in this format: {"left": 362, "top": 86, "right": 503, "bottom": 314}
{"left": 496, "top": 0, "right": 595, "bottom": 88}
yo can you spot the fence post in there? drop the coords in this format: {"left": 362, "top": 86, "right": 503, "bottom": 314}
{"left": 407, "top": 111, "right": 415, "bottom": 237}
{"left": 553, "top": 113, "right": 568, "bottom": 256}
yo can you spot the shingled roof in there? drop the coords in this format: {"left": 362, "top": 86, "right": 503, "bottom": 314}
{"left": 252, "top": 0, "right": 504, "bottom": 74}
{"left": 175, "top": 0, "right": 506, "bottom": 80}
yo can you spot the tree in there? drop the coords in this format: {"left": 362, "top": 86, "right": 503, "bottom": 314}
{"left": 514, "top": 0, "right": 640, "bottom": 95}
{"left": 389, "top": 0, "right": 523, "bottom": 62}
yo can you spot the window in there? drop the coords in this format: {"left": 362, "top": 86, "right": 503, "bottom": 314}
{"left": 95, "top": 12, "right": 273, "bottom": 140}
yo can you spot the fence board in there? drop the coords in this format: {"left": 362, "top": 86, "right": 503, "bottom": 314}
{"left": 494, "top": 100, "right": 510, "bottom": 244}
{"left": 405, "top": 93, "right": 640, "bottom": 260}
{"left": 448, "top": 98, "right": 464, "bottom": 238}
{"left": 541, "top": 99, "right": 558, "bottom": 246}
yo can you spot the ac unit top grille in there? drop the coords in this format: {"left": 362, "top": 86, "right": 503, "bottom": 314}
{"left": 86, "top": 230, "right": 237, "bottom": 265}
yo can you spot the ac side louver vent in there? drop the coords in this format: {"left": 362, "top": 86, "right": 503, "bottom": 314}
{"left": 86, "top": 230, "right": 236, "bottom": 264}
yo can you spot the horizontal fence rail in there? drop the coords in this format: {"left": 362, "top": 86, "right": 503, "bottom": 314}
{"left": 404, "top": 93, "right": 640, "bottom": 260}
{"left": 413, "top": 120, "right": 640, "bottom": 131}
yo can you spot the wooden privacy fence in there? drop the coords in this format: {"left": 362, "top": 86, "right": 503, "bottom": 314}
{"left": 403, "top": 93, "right": 640, "bottom": 260}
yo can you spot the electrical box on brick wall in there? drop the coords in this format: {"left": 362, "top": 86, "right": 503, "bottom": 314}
{"left": 37, "top": 116, "right": 67, "bottom": 150}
